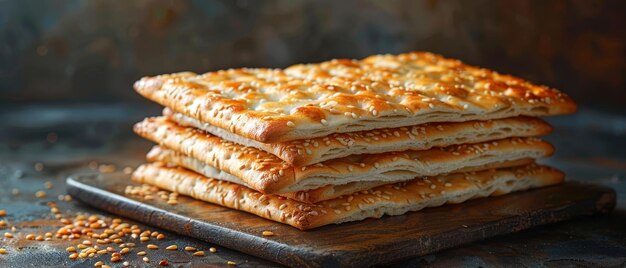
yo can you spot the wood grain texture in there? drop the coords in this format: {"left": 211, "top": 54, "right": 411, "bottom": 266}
{"left": 67, "top": 172, "right": 616, "bottom": 268}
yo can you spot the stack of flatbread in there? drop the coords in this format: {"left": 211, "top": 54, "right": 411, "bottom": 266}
{"left": 131, "top": 52, "right": 576, "bottom": 230}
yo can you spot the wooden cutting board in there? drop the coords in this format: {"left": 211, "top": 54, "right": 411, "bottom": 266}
{"left": 66, "top": 172, "right": 616, "bottom": 268}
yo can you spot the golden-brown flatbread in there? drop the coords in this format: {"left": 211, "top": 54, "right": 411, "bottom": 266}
{"left": 148, "top": 146, "right": 535, "bottom": 203}
{"left": 135, "top": 117, "right": 554, "bottom": 194}
{"left": 132, "top": 163, "right": 564, "bottom": 230}
{"left": 165, "top": 108, "right": 552, "bottom": 166}
{"left": 134, "top": 52, "right": 576, "bottom": 143}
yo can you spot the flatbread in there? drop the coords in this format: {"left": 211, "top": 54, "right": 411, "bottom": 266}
{"left": 135, "top": 117, "right": 554, "bottom": 194}
{"left": 165, "top": 108, "right": 552, "bottom": 166}
{"left": 134, "top": 52, "right": 576, "bottom": 143}
{"left": 148, "top": 146, "right": 534, "bottom": 203}
{"left": 132, "top": 163, "right": 564, "bottom": 230}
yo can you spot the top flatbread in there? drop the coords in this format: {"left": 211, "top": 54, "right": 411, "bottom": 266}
{"left": 165, "top": 108, "right": 552, "bottom": 166}
{"left": 134, "top": 52, "right": 576, "bottom": 142}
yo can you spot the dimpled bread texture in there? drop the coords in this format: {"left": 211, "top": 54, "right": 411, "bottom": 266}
{"left": 134, "top": 52, "right": 576, "bottom": 143}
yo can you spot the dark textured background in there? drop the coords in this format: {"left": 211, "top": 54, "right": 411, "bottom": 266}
{"left": 1, "top": 0, "right": 625, "bottom": 112}
{"left": 1, "top": 1, "right": 626, "bottom": 266}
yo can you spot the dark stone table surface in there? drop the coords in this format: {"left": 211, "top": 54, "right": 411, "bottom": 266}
{"left": 0, "top": 103, "right": 625, "bottom": 267}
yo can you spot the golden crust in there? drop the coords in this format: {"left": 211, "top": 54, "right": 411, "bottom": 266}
{"left": 134, "top": 52, "right": 576, "bottom": 142}
{"left": 148, "top": 146, "right": 534, "bottom": 203}
{"left": 135, "top": 117, "right": 554, "bottom": 194}
{"left": 132, "top": 163, "right": 564, "bottom": 230}
{"left": 166, "top": 108, "right": 552, "bottom": 166}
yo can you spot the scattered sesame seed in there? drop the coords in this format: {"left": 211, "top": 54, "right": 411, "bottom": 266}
{"left": 227, "top": 261, "right": 237, "bottom": 266}
{"left": 156, "top": 234, "right": 165, "bottom": 240}
{"left": 69, "top": 253, "right": 78, "bottom": 259}
{"left": 143, "top": 257, "right": 150, "bottom": 263}
{"left": 35, "top": 191, "right": 46, "bottom": 198}
{"left": 193, "top": 251, "right": 205, "bottom": 256}
{"left": 137, "top": 251, "right": 147, "bottom": 256}
{"left": 184, "top": 246, "right": 197, "bottom": 252}
{"left": 123, "top": 261, "right": 130, "bottom": 267}
{"left": 111, "top": 255, "right": 121, "bottom": 262}
{"left": 0, "top": 248, "right": 6, "bottom": 254}
{"left": 26, "top": 234, "right": 35, "bottom": 240}
{"left": 262, "top": 231, "right": 274, "bottom": 237}
{"left": 165, "top": 245, "right": 177, "bottom": 250}
{"left": 286, "top": 121, "right": 295, "bottom": 127}
{"left": 94, "top": 261, "right": 104, "bottom": 267}
{"left": 147, "top": 244, "right": 158, "bottom": 249}
{"left": 159, "top": 259, "right": 169, "bottom": 266}
{"left": 209, "top": 247, "right": 217, "bottom": 253}
{"left": 34, "top": 163, "right": 44, "bottom": 171}
{"left": 0, "top": 210, "right": 6, "bottom": 217}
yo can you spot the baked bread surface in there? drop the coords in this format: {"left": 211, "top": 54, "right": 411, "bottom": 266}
{"left": 132, "top": 163, "right": 564, "bottom": 230}
{"left": 134, "top": 52, "right": 576, "bottom": 142}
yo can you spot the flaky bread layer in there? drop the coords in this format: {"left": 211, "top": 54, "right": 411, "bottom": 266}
{"left": 148, "top": 146, "right": 534, "bottom": 203}
{"left": 134, "top": 52, "right": 575, "bottom": 143}
{"left": 132, "top": 163, "right": 564, "bottom": 230}
{"left": 166, "top": 108, "right": 552, "bottom": 166}
{"left": 135, "top": 117, "right": 554, "bottom": 194}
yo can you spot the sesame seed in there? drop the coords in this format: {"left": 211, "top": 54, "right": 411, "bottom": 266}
{"left": 123, "top": 261, "right": 130, "bottom": 267}
{"left": 286, "top": 121, "right": 295, "bottom": 127}
{"left": 0, "top": 248, "right": 6, "bottom": 254}
{"left": 156, "top": 234, "right": 165, "bottom": 240}
{"left": 209, "top": 247, "right": 217, "bottom": 253}
{"left": 69, "top": 253, "right": 78, "bottom": 259}
{"left": 140, "top": 236, "right": 149, "bottom": 242}
{"left": 26, "top": 234, "right": 35, "bottom": 240}
{"left": 35, "top": 191, "right": 46, "bottom": 198}
{"left": 166, "top": 245, "right": 177, "bottom": 250}
{"left": 228, "top": 261, "right": 237, "bottom": 266}
{"left": 3, "top": 233, "right": 12, "bottom": 238}
{"left": 137, "top": 251, "right": 147, "bottom": 256}
{"left": 184, "top": 246, "right": 197, "bottom": 252}
{"left": 0, "top": 210, "right": 6, "bottom": 217}
{"left": 147, "top": 244, "right": 158, "bottom": 249}
{"left": 320, "top": 119, "right": 328, "bottom": 125}
{"left": 94, "top": 261, "right": 104, "bottom": 267}
{"left": 143, "top": 257, "right": 149, "bottom": 263}
{"left": 193, "top": 251, "right": 205, "bottom": 256}
{"left": 159, "top": 260, "right": 169, "bottom": 266}
{"left": 262, "top": 231, "right": 274, "bottom": 237}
